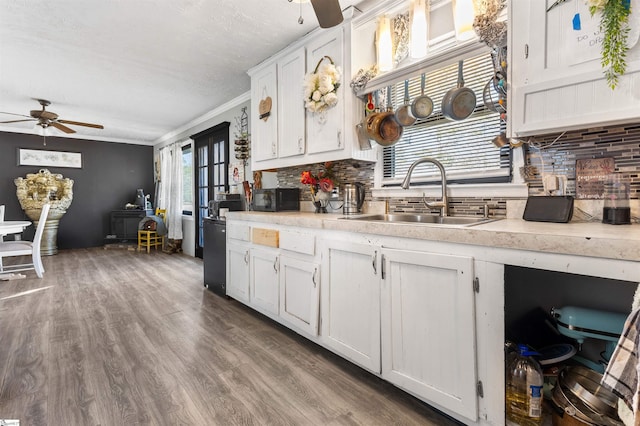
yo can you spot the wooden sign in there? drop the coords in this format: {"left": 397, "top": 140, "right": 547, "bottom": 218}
{"left": 576, "top": 158, "right": 615, "bottom": 199}
{"left": 259, "top": 96, "right": 272, "bottom": 121}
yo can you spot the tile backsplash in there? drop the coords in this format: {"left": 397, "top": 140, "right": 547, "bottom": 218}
{"left": 524, "top": 123, "right": 640, "bottom": 199}
{"left": 275, "top": 122, "right": 640, "bottom": 216}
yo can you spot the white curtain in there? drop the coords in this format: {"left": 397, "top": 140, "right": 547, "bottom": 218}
{"left": 157, "top": 142, "right": 184, "bottom": 240}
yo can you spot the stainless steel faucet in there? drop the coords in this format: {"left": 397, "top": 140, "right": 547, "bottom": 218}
{"left": 401, "top": 157, "right": 449, "bottom": 216}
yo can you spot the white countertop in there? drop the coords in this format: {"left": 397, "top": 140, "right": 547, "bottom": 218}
{"left": 226, "top": 211, "right": 640, "bottom": 262}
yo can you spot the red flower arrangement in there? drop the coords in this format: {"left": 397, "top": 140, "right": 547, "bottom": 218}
{"left": 300, "top": 162, "right": 338, "bottom": 195}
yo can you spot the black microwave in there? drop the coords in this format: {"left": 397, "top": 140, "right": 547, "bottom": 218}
{"left": 252, "top": 188, "right": 300, "bottom": 212}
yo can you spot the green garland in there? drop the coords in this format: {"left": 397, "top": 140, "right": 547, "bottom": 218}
{"left": 590, "top": 0, "right": 631, "bottom": 89}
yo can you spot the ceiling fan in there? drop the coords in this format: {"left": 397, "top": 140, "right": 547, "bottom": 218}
{"left": 288, "top": 0, "right": 343, "bottom": 28}
{"left": 0, "top": 99, "right": 104, "bottom": 134}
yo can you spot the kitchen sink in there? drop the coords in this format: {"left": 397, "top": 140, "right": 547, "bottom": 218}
{"left": 340, "top": 214, "right": 497, "bottom": 227}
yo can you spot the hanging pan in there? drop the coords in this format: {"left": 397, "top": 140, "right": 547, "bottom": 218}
{"left": 394, "top": 80, "right": 417, "bottom": 126}
{"left": 441, "top": 60, "right": 476, "bottom": 121}
{"left": 366, "top": 86, "right": 403, "bottom": 146}
{"left": 411, "top": 73, "right": 433, "bottom": 119}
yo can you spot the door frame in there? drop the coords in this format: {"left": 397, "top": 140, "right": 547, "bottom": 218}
{"left": 192, "top": 121, "right": 230, "bottom": 258}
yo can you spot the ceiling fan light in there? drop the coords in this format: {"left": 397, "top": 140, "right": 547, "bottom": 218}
{"left": 310, "top": 0, "right": 343, "bottom": 28}
{"left": 35, "top": 123, "right": 48, "bottom": 137}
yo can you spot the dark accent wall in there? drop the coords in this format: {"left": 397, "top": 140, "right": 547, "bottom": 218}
{"left": 0, "top": 131, "right": 154, "bottom": 249}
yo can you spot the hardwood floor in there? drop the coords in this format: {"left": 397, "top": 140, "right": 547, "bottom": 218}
{"left": 0, "top": 248, "right": 461, "bottom": 425}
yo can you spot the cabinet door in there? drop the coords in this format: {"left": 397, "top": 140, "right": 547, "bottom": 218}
{"left": 321, "top": 240, "right": 380, "bottom": 373}
{"left": 380, "top": 248, "right": 478, "bottom": 422}
{"left": 509, "top": 0, "right": 640, "bottom": 136}
{"left": 277, "top": 48, "right": 306, "bottom": 158}
{"left": 305, "top": 28, "right": 345, "bottom": 155}
{"left": 250, "top": 247, "right": 280, "bottom": 316}
{"left": 279, "top": 256, "right": 320, "bottom": 337}
{"left": 251, "top": 62, "right": 278, "bottom": 162}
{"left": 227, "top": 240, "right": 250, "bottom": 304}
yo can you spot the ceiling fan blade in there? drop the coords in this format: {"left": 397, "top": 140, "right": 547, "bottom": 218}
{"left": 310, "top": 0, "right": 343, "bottom": 28}
{"left": 0, "top": 119, "right": 35, "bottom": 124}
{"left": 58, "top": 119, "right": 104, "bottom": 129}
{"left": 0, "top": 112, "right": 32, "bottom": 118}
{"left": 50, "top": 121, "right": 76, "bottom": 134}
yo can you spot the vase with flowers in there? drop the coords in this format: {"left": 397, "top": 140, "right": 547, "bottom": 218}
{"left": 300, "top": 162, "right": 339, "bottom": 213}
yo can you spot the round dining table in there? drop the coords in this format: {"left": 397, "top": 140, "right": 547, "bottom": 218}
{"left": 0, "top": 221, "right": 32, "bottom": 237}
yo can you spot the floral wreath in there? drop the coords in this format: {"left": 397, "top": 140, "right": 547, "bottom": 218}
{"left": 303, "top": 56, "right": 342, "bottom": 113}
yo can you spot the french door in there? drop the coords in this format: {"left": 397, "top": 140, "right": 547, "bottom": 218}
{"left": 192, "top": 122, "right": 230, "bottom": 258}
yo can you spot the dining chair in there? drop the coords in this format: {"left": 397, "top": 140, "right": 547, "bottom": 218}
{"left": 0, "top": 203, "right": 50, "bottom": 278}
{"left": 137, "top": 208, "right": 166, "bottom": 253}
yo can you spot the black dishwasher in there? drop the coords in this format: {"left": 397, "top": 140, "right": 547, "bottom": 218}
{"left": 203, "top": 217, "right": 227, "bottom": 296}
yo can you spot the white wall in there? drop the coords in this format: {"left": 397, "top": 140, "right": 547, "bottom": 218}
{"left": 154, "top": 92, "right": 252, "bottom": 257}
{"left": 182, "top": 215, "right": 196, "bottom": 257}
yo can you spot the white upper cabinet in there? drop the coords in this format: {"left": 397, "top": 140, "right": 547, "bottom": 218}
{"left": 250, "top": 63, "right": 278, "bottom": 162}
{"left": 305, "top": 28, "right": 345, "bottom": 155}
{"left": 509, "top": 0, "right": 640, "bottom": 136}
{"left": 277, "top": 48, "right": 307, "bottom": 158}
{"left": 248, "top": 7, "right": 376, "bottom": 172}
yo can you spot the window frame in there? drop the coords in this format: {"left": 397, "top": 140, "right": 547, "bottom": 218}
{"left": 181, "top": 142, "right": 193, "bottom": 216}
{"left": 364, "top": 46, "right": 528, "bottom": 199}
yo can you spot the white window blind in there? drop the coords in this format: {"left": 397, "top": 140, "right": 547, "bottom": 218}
{"left": 382, "top": 54, "right": 509, "bottom": 186}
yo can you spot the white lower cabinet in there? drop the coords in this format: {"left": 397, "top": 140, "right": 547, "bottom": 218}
{"left": 381, "top": 247, "right": 479, "bottom": 423}
{"left": 320, "top": 240, "right": 381, "bottom": 373}
{"left": 279, "top": 256, "right": 320, "bottom": 337}
{"left": 227, "top": 240, "right": 250, "bottom": 304}
{"left": 250, "top": 246, "right": 280, "bottom": 316}
{"left": 228, "top": 221, "right": 485, "bottom": 423}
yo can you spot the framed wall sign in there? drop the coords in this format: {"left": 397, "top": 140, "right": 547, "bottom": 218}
{"left": 17, "top": 148, "right": 82, "bottom": 169}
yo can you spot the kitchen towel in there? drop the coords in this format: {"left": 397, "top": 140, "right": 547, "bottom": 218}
{"left": 602, "top": 305, "right": 640, "bottom": 426}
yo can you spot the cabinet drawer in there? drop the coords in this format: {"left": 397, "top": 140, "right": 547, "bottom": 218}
{"left": 227, "top": 223, "right": 250, "bottom": 241}
{"left": 252, "top": 228, "right": 279, "bottom": 248}
{"left": 280, "top": 230, "right": 315, "bottom": 255}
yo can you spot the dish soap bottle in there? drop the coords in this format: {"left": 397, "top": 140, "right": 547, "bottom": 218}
{"left": 506, "top": 344, "right": 543, "bottom": 425}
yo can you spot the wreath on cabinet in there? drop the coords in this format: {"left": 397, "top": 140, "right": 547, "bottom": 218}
{"left": 303, "top": 56, "right": 342, "bottom": 114}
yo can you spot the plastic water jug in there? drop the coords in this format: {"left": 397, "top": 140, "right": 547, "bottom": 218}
{"left": 506, "top": 344, "right": 543, "bottom": 425}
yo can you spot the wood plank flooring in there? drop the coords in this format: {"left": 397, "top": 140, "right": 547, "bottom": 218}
{"left": 0, "top": 248, "right": 461, "bottom": 425}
